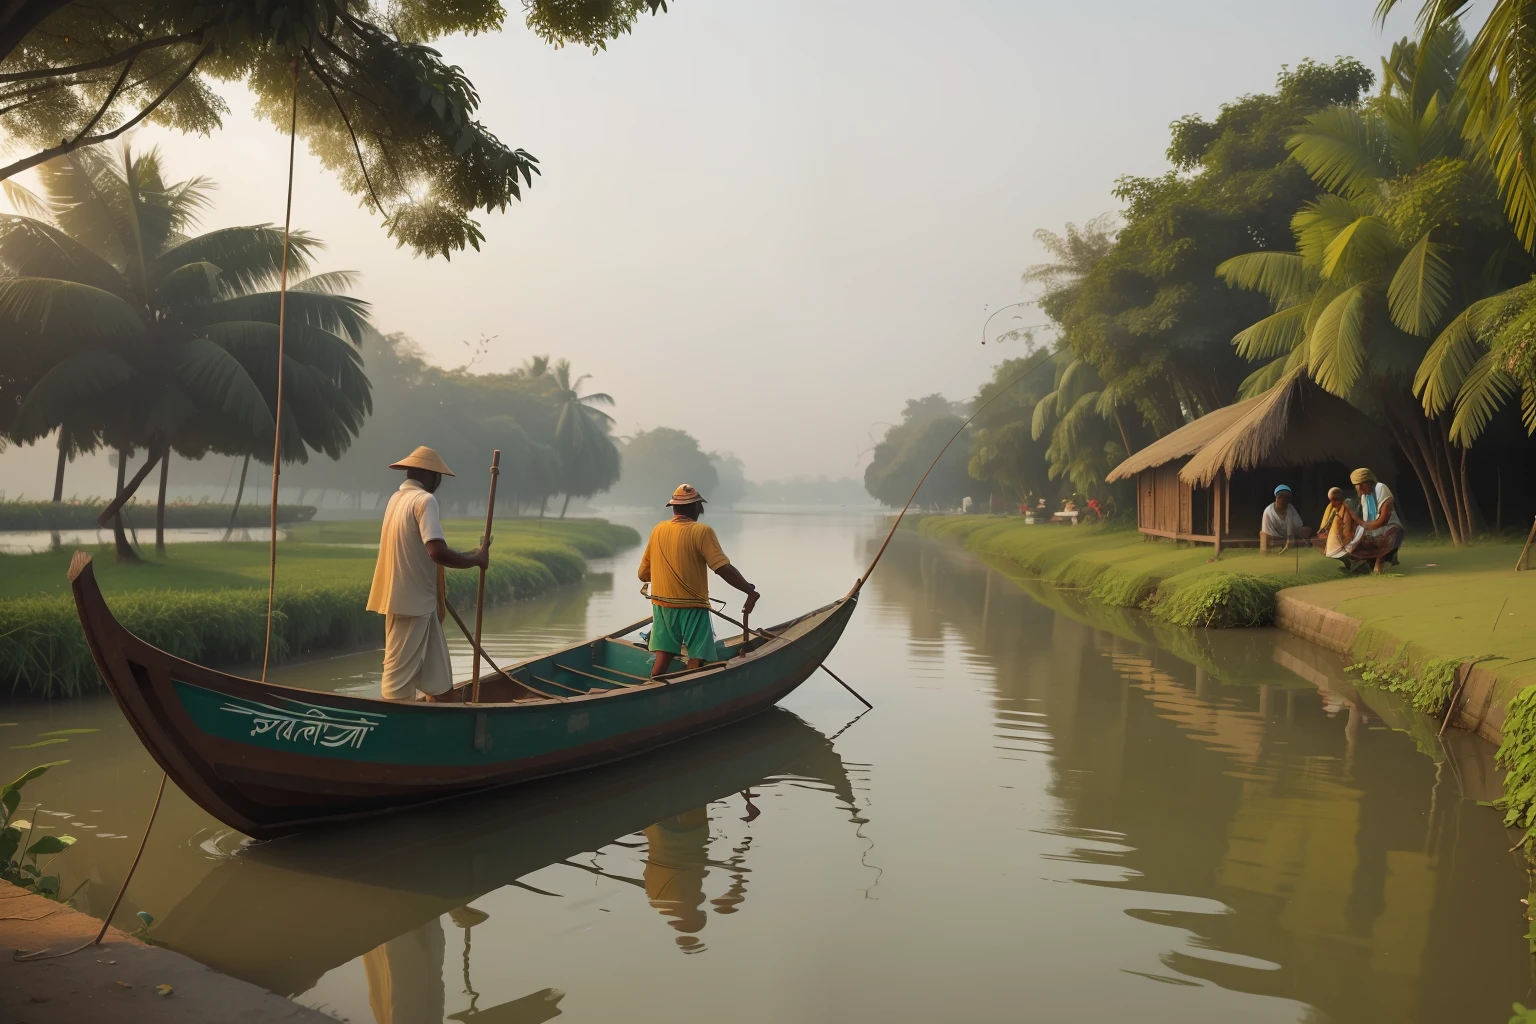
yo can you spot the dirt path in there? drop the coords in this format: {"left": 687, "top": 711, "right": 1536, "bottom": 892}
{"left": 0, "top": 881, "right": 331, "bottom": 1023}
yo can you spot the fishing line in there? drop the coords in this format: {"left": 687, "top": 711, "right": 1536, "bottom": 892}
{"left": 855, "top": 354, "right": 1059, "bottom": 590}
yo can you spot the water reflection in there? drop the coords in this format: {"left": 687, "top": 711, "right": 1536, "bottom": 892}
{"left": 0, "top": 512, "right": 1529, "bottom": 1023}
{"left": 149, "top": 708, "right": 858, "bottom": 999}
{"left": 873, "top": 536, "right": 1530, "bottom": 1023}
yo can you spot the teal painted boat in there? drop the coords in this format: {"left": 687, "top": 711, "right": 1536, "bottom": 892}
{"left": 68, "top": 551, "right": 859, "bottom": 838}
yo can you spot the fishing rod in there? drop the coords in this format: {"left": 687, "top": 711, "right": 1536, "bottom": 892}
{"left": 853, "top": 353, "right": 1060, "bottom": 593}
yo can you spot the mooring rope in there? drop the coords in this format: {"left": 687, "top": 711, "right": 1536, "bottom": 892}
{"left": 261, "top": 56, "right": 301, "bottom": 682}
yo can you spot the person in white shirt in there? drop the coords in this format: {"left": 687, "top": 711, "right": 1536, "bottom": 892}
{"left": 1261, "top": 484, "right": 1310, "bottom": 547}
{"left": 1348, "top": 467, "right": 1405, "bottom": 574}
{"left": 365, "top": 447, "right": 489, "bottom": 701}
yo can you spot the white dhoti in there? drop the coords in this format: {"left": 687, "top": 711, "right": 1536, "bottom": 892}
{"left": 381, "top": 612, "right": 453, "bottom": 701}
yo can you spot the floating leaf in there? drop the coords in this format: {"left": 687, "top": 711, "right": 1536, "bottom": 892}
{"left": 10, "top": 739, "right": 69, "bottom": 749}
{"left": 37, "top": 729, "right": 99, "bottom": 737}
{"left": 155, "top": 984, "right": 173, "bottom": 997}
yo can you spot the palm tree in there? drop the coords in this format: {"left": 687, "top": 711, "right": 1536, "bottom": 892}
{"left": 548, "top": 359, "right": 619, "bottom": 517}
{"left": 1216, "top": 28, "right": 1530, "bottom": 544}
{"left": 1378, "top": 1, "right": 1536, "bottom": 249}
{"left": 1029, "top": 353, "right": 1125, "bottom": 497}
{"left": 0, "top": 145, "right": 372, "bottom": 559}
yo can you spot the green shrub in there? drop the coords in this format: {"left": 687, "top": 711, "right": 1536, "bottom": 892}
{"left": 0, "top": 553, "right": 574, "bottom": 697}
{"left": 0, "top": 500, "right": 316, "bottom": 531}
{"left": 1153, "top": 573, "right": 1275, "bottom": 628}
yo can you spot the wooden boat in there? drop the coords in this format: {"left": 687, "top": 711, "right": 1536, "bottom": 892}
{"left": 68, "top": 551, "right": 858, "bottom": 838}
{"left": 150, "top": 708, "right": 859, "bottom": 996}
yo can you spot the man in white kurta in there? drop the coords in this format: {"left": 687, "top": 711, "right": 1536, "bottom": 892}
{"left": 366, "top": 446, "right": 488, "bottom": 701}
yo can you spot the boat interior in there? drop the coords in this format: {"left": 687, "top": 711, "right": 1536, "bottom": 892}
{"left": 439, "top": 599, "right": 843, "bottom": 705}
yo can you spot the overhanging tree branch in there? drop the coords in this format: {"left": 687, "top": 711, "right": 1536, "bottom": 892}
{"left": 0, "top": 29, "right": 204, "bottom": 83}
{"left": 304, "top": 50, "right": 388, "bottom": 218}
{"left": 0, "top": 41, "right": 210, "bottom": 183}
{"left": 70, "top": 52, "right": 135, "bottom": 142}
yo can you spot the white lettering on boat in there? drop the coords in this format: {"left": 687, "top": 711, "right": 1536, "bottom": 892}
{"left": 219, "top": 697, "right": 385, "bottom": 750}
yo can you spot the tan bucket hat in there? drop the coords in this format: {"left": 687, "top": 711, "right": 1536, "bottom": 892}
{"left": 390, "top": 446, "right": 455, "bottom": 476}
{"left": 666, "top": 483, "right": 706, "bottom": 506}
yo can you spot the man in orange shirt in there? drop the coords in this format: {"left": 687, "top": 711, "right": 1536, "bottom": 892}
{"left": 637, "top": 484, "right": 760, "bottom": 676}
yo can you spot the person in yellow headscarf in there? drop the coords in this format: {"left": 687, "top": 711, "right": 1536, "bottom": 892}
{"left": 1346, "top": 467, "right": 1404, "bottom": 573}
{"left": 1313, "top": 486, "right": 1365, "bottom": 561}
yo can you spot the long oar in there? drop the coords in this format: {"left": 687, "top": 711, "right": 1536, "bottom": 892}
{"left": 444, "top": 599, "right": 546, "bottom": 699}
{"left": 470, "top": 450, "right": 501, "bottom": 703}
{"left": 706, "top": 605, "right": 872, "bottom": 710}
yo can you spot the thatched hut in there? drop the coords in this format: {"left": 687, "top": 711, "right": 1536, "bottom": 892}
{"left": 1105, "top": 371, "right": 1391, "bottom": 553}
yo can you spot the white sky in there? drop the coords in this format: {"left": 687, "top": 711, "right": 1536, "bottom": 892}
{"left": 2, "top": 0, "right": 1424, "bottom": 493}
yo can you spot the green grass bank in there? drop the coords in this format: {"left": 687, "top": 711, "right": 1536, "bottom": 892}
{"left": 0, "top": 518, "right": 640, "bottom": 698}
{"left": 918, "top": 514, "right": 1536, "bottom": 847}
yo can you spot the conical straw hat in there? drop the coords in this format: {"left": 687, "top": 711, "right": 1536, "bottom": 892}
{"left": 389, "top": 446, "right": 455, "bottom": 476}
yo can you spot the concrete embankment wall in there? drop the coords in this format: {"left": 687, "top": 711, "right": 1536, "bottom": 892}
{"left": 1275, "top": 591, "right": 1515, "bottom": 746}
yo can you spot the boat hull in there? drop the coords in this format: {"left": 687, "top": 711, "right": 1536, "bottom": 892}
{"left": 68, "top": 552, "right": 857, "bottom": 837}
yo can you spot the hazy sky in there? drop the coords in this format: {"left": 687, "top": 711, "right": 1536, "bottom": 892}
{"left": 2, "top": 0, "right": 1426, "bottom": 494}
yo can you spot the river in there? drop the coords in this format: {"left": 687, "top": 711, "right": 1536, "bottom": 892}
{"left": 0, "top": 511, "right": 1529, "bottom": 1023}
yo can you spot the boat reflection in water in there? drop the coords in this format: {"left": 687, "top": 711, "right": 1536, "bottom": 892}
{"left": 152, "top": 707, "right": 860, "bottom": 1012}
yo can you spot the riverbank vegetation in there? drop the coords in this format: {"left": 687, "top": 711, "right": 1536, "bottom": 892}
{"left": 0, "top": 501, "right": 316, "bottom": 532}
{"left": 867, "top": 21, "right": 1536, "bottom": 537}
{"left": 0, "top": 519, "right": 639, "bottom": 698}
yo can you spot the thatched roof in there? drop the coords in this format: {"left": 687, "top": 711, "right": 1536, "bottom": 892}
{"left": 1104, "top": 396, "right": 1261, "bottom": 483}
{"left": 1105, "top": 371, "right": 1392, "bottom": 486}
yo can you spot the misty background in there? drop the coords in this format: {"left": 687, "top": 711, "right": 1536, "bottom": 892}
{"left": 0, "top": 0, "right": 1424, "bottom": 508}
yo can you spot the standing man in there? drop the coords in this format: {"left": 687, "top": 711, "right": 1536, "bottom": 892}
{"left": 638, "top": 484, "right": 760, "bottom": 677}
{"left": 367, "top": 446, "right": 489, "bottom": 701}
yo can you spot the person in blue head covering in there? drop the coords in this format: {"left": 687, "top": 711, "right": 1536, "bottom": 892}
{"left": 1261, "top": 484, "right": 1309, "bottom": 546}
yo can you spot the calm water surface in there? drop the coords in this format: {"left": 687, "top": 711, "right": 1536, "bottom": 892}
{"left": 2, "top": 511, "right": 1530, "bottom": 1023}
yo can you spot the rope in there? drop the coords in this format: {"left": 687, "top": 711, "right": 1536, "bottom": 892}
{"left": 261, "top": 56, "right": 300, "bottom": 682}
{"left": 13, "top": 773, "right": 167, "bottom": 962}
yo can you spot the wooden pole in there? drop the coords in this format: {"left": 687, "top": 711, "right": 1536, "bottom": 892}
{"left": 1517, "top": 516, "right": 1536, "bottom": 572}
{"left": 470, "top": 450, "right": 502, "bottom": 703}
{"left": 260, "top": 56, "right": 300, "bottom": 684}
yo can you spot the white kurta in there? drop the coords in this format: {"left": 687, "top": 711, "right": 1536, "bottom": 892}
{"left": 368, "top": 480, "right": 451, "bottom": 700}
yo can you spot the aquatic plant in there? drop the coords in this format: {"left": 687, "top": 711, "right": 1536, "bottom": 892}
{"left": 1345, "top": 655, "right": 1466, "bottom": 717}
{"left": 0, "top": 762, "right": 79, "bottom": 902}
{"left": 1495, "top": 687, "right": 1536, "bottom": 852}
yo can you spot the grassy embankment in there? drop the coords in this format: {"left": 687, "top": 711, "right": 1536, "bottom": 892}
{"left": 919, "top": 515, "right": 1536, "bottom": 844}
{"left": 0, "top": 518, "right": 640, "bottom": 698}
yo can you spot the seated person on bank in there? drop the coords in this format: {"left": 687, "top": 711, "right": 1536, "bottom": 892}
{"left": 1313, "top": 486, "right": 1365, "bottom": 560}
{"left": 1261, "top": 484, "right": 1309, "bottom": 547}
{"left": 637, "top": 484, "right": 760, "bottom": 677}
{"left": 1348, "top": 467, "right": 1405, "bottom": 573}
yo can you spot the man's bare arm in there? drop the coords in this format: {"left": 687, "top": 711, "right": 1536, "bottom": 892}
{"left": 714, "top": 564, "right": 760, "bottom": 615}
{"left": 427, "top": 537, "right": 490, "bottom": 570}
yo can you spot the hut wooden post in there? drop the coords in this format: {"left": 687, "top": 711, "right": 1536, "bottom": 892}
{"left": 1213, "top": 471, "right": 1224, "bottom": 557}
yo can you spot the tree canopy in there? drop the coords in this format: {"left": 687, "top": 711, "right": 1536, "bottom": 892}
{"left": 603, "top": 426, "right": 717, "bottom": 508}
{"left": 0, "top": 0, "right": 670, "bottom": 257}
{"left": 863, "top": 394, "right": 976, "bottom": 509}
